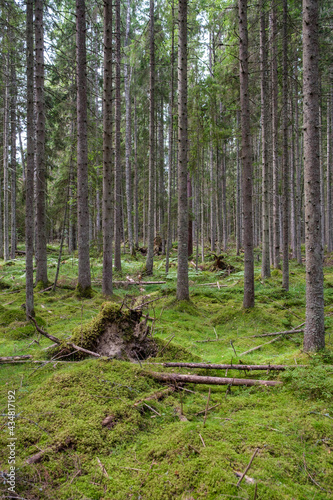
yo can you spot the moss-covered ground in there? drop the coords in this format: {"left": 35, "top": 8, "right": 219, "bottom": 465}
{"left": 0, "top": 245, "right": 332, "bottom": 499}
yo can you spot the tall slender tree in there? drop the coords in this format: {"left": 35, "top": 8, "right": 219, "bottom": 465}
{"left": 146, "top": 0, "right": 155, "bottom": 275}
{"left": 303, "top": 0, "right": 325, "bottom": 351}
{"left": 26, "top": 0, "right": 35, "bottom": 317}
{"left": 282, "top": 0, "right": 289, "bottom": 290}
{"left": 239, "top": 0, "right": 254, "bottom": 308}
{"left": 35, "top": 0, "right": 48, "bottom": 285}
{"left": 176, "top": 0, "right": 189, "bottom": 301}
{"left": 102, "top": 0, "right": 113, "bottom": 296}
{"left": 76, "top": 0, "right": 92, "bottom": 295}
{"left": 114, "top": 0, "right": 122, "bottom": 270}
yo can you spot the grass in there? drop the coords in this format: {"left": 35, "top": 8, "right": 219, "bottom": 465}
{"left": 0, "top": 246, "right": 332, "bottom": 499}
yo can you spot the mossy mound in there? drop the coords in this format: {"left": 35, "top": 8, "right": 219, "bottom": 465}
{"left": 61, "top": 302, "right": 156, "bottom": 360}
{"left": 0, "top": 306, "right": 26, "bottom": 326}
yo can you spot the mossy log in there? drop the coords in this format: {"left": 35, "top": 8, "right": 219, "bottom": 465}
{"left": 145, "top": 371, "right": 282, "bottom": 387}
{"left": 0, "top": 355, "right": 32, "bottom": 363}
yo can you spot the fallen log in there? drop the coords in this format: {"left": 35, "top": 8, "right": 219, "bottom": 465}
{"left": 0, "top": 355, "right": 32, "bottom": 363}
{"left": 161, "top": 362, "right": 304, "bottom": 371}
{"left": 144, "top": 371, "right": 282, "bottom": 387}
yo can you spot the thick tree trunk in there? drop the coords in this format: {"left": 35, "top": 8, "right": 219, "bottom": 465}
{"left": 26, "top": 0, "right": 35, "bottom": 317}
{"left": 176, "top": 0, "right": 189, "bottom": 301}
{"left": 35, "top": 0, "right": 48, "bottom": 285}
{"left": 239, "top": 0, "right": 254, "bottom": 308}
{"left": 303, "top": 0, "right": 325, "bottom": 351}
{"left": 282, "top": 0, "right": 289, "bottom": 290}
{"left": 114, "top": 0, "right": 122, "bottom": 270}
{"left": 76, "top": 0, "right": 92, "bottom": 294}
{"left": 270, "top": 2, "right": 280, "bottom": 269}
{"left": 146, "top": 0, "right": 155, "bottom": 275}
{"left": 102, "top": 0, "right": 113, "bottom": 296}
{"left": 260, "top": 2, "right": 270, "bottom": 278}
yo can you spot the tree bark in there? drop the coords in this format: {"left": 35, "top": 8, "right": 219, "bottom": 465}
{"left": 176, "top": 0, "right": 189, "bottom": 301}
{"left": 145, "top": 371, "right": 282, "bottom": 387}
{"left": 76, "top": 0, "right": 92, "bottom": 294}
{"left": 146, "top": 0, "right": 155, "bottom": 275}
{"left": 10, "top": 44, "right": 17, "bottom": 260}
{"left": 35, "top": 0, "right": 48, "bottom": 285}
{"left": 133, "top": 97, "right": 139, "bottom": 249}
{"left": 239, "top": 0, "right": 254, "bottom": 308}
{"left": 270, "top": 2, "right": 280, "bottom": 269}
{"left": 303, "top": 0, "right": 325, "bottom": 351}
{"left": 260, "top": 2, "right": 270, "bottom": 278}
{"left": 124, "top": 0, "right": 134, "bottom": 256}
{"left": 102, "top": 0, "right": 113, "bottom": 296}
{"left": 3, "top": 53, "right": 9, "bottom": 261}
{"left": 327, "top": 92, "right": 332, "bottom": 251}
{"left": 114, "top": 0, "right": 122, "bottom": 270}
{"left": 282, "top": 0, "right": 289, "bottom": 290}
{"left": 26, "top": 0, "right": 35, "bottom": 317}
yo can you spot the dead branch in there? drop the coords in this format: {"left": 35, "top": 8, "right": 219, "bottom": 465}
{"left": 29, "top": 316, "right": 61, "bottom": 344}
{"left": 114, "top": 280, "right": 166, "bottom": 285}
{"left": 248, "top": 329, "right": 304, "bottom": 338}
{"left": 161, "top": 362, "right": 304, "bottom": 370}
{"left": 303, "top": 452, "right": 332, "bottom": 493}
{"left": 133, "top": 387, "right": 175, "bottom": 406}
{"left": 0, "top": 355, "right": 32, "bottom": 363}
{"left": 144, "top": 371, "right": 282, "bottom": 387}
{"left": 67, "top": 342, "right": 101, "bottom": 358}
{"left": 237, "top": 448, "right": 259, "bottom": 487}
{"left": 239, "top": 335, "right": 283, "bottom": 356}
{"left": 133, "top": 296, "right": 164, "bottom": 310}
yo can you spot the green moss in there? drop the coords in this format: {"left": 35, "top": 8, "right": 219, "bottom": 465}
{"left": 0, "top": 306, "right": 26, "bottom": 325}
{"left": 35, "top": 280, "right": 49, "bottom": 291}
{"left": 74, "top": 283, "right": 94, "bottom": 298}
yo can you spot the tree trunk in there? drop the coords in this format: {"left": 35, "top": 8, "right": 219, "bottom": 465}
{"left": 239, "top": 0, "right": 254, "bottom": 308}
{"left": 146, "top": 0, "right": 155, "bottom": 275}
{"left": 35, "top": 0, "right": 48, "bottom": 285}
{"left": 260, "top": 2, "right": 270, "bottom": 278}
{"left": 270, "top": 2, "right": 280, "bottom": 269}
{"left": 236, "top": 111, "right": 241, "bottom": 255}
{"left": 327, "top": 93, "right": 332, "bottom": 251}
{"left": 3, "top": 54, "right": 9, "bottom": 261}
{"left": 124, "top": 0, "right": 134, "bottom": 256}
{"left": 102, "top": 0, "right": 113, "bottom": 296}
{"left": 76, "top": 0, "right": 92, "bottom": 295}
{"left": 282, "top": 0, "right": 289, "bottom": 290}
{"left": 10, "top": 45, "right": 17, "bottom": 260}
{"left": 133, "top": 97, "right": 139, "bottom": 249}
{"left": 26, "top": 0, "right": 35, "bottom": 317}
{"left": 294, "top": 58, "right": 302, "bottom": 264}
{"left": 114, "top": 0, "right": 122, "bottom": 270}
{"left": 302, "top": 0, "right": 325, "bottom": 351}
{"left": 176, "top": 0, "right": 189, "bottom": 301}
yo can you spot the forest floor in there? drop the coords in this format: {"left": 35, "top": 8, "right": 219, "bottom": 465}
{"left": 0, "top": 244, "right": 333, "bottom": 499}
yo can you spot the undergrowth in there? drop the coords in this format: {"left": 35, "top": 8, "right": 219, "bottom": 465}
{"left": 0, "top": 249, "right": 332, "bottom": 499}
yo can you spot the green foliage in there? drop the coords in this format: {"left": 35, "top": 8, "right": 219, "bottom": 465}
{"left": 281, "top": 365, "right": 333, "bottom": 401}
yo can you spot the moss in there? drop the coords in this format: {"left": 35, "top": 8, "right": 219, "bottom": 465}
{"left": 35, "top": 280, "right": 49, "bottom": 291}
{"left": 0, "top": 306, "right": 26, "bottom": 325}
{"left": 74, "top": 283, "right": 94, "bottom": 298}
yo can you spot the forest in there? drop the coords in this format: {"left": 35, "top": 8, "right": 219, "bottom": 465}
{"left": 0, "top": 0, "right": 333, "bottom": 498}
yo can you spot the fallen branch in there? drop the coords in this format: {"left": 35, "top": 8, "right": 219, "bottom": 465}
{"left": 144, "top": 371, "right": 282, "bottom": 387}
{"left": 249, "top": 329, "right": 304, "bottom": 338}
{"left": 239, "top": 335, "right": 283, "bottom": 357}
{"left": 192, "top": 282, "right": 228, "bottom": 287}
{"left": 0, "top": 355, "right": 32, "bottom": 363}
{"left": 237, "top": 448, "right": 259, "bottom": 487}
{"left": 195, "top": 403, "right": 221, "bottom": 416}
{"left": 157, "top": 335, "right": 175, "bottom": 356}
{"left": 67, "top": 342, "right": 101, "bottom": 358}
{"left": 29, "top": 316, "right": 61, "bottom": 344}
{"left": 161, "top": 362, "right": 303, "bottom": 371}
{"left": 114, "top": 280, "right": 166, "bottom": 286}
{"left": 134, "top": 387, "right": 175, "bottom": 406}
{"left": 194, "top": 338, "right": 223, "bottom": 343}
{"left": 303, "top": 452, "right": 332, "bottom": 494}
{"left": 133, "top": 296, "right": 164, "bottom": 310}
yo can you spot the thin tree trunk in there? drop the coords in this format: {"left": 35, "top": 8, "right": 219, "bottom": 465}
{"left": 26, "top": 0, "right": 35, "bottom": 317}
{"left": 222, "top": 144, "right": 227, "bottom": 251}
{"left": 303, "top": 0, "right": 325, "bottom": 351}
{"left": 3, "top": 54, "right": 9, "bottom": 261}
{"left": 290, "top": 98, "right": 297, "bottom": 259}
{"left": 260, "top": 1, "right": 270, "bottom": 277}
{"left": 176, "top": 0, "right": 189, "bottom": 300}
{"left": 239, "top": 0, "right": 254, "bottom": 308}
{"left": 114, "top": 0, "right": 122, "bottom": 270}
{"left": 327, "top": 93, "right": 332, "bottom": 251}
{"left": 282, "top": 0, "right": 289, "bottom": 290}
{"left": 236, "top": 111, "right": 241, "bottom": 255}
{"left": 124, "top": 0, "right": 133, "bottom": 256}
{"left": 76, "top": 0, "right": 92, "bottom": 294}
{"left": 10, "top": 43, "right": 17, "bottom": 260}
{"left": 133, "top": 97, "right": 139, "bottom": 249}
{"left": 270, "top": 2, "right": 280, "bottom": 269}
{"left": 35, "top": 0, "right": 48, "bottom": 285}
{"left": 295, "top": 58, "right": 302, "bottom": 264}
{"left": 146, "top": 0, "right": 155, "bottom": 275}
{"left": 102, "top": 0, "right": 113, "bottom": 295}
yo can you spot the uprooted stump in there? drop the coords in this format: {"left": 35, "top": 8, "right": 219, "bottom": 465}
{"left": 59, "top": 302, "right": 157, "bottom": 361}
